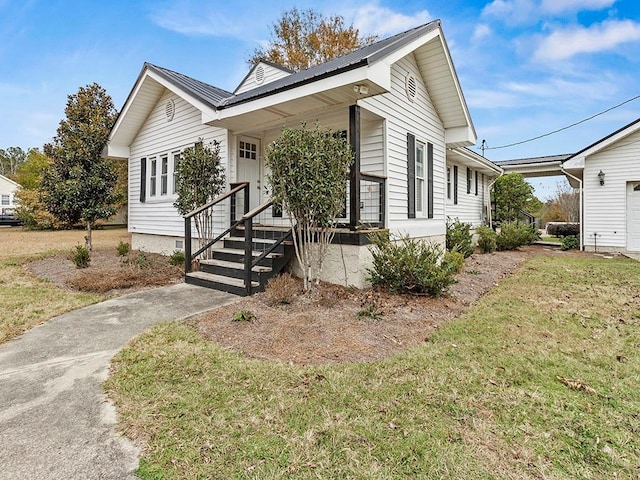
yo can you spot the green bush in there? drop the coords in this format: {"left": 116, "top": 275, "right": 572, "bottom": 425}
{"left": 367, "top": 232, "right": 455, "bottom": 297}
{"left": 232, "top": 310, "right": 256, "bottom": 322}
{"left": 443, "top": 250, "right": 465, "bottom": 273}
{"left": 116, "top": 241, "right": 130, "bottom": 257}
{"left": 476, "top": 225, "right": 497, "bottom": 254}
{"left": 496, "top": 222, "right": 540, "bottom": 251}
{"left": 561, "top": 235, "right": 579, "bottom": 251}
{"left": 70, "top": 245, "right": 90, "bottom": 269}
{"left": 446, "top": 218, "right": 474, "bottom": 258}
{"left": 169, "top": 250, "right": 185, "bottom": 266}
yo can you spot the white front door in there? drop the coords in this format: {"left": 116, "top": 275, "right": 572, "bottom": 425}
{"left": 627, "top": 182, "right": 640, "bottom": 252}
{"left": 236, "top": 137, "right": 261, "bottom": 211}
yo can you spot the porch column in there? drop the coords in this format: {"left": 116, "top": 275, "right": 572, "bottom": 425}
{"left": 349, "top": 104, "right": 361, "bottom": 230}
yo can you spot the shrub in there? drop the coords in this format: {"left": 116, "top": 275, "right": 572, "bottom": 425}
{"left": 446, "top": 218, "right": 474, "bottom": 258}
{"left": 443, "top": 250, "right": 465, "bottom": 273}
{"left": 169, "top": 250, "right": 185, "bottom": 267}
{"left": 116, "top": 241, "right": 130, "bottom": 257}
{"left": 546, "top": 222, "right": 580, "bottom": 237}
{"left": 367, "top": 232, "right": 456, "bottom": 296}
{"left": 496, "top": 222, "right": 539, "bottom": 251}
{"left": 264, "top": 273, "right": 300, "bottom": 305}
{"left": 232, "top": 310, "right": 256, "bottom": 322}
{"left": 70, "top": 245, "right": 91, "bottom": 269}
{"left": 561, "top": 235, "right": 579, "bottom": 251}
{"left": 476, "top": 225, "right": 497, "bottom": 253}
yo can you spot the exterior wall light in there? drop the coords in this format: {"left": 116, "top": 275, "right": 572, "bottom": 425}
{"left": 597, "top": 170, "right": 605, "bottom": 185}
{"left": 352, "top": 84, "right": 369, "bottom": 95}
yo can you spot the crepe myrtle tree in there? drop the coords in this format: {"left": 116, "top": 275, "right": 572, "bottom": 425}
{"left": 173, "top": 140, "right": 226, "bottom": 260}
{"left": 266, "top": 124, "right": 353, "bottom": 292}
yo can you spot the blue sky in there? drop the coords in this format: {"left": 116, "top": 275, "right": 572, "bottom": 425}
{"left": 1, "top": 0, "right": 639, "bottom": 199}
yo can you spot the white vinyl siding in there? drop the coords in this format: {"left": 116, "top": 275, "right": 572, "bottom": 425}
{"left": 445, "top": 161, "right": 489, "bottom": 227}
{"left": 235, "top": 62, "right": 292, "bottom": 94}
{"left": 129, "top": 90, "right": 228, "bottom": 238}
{"left": 583, "top": 128, "right": 640, "bottom": 251}
{"left": 360, "top": 53, "right": 446, "bottom": 238}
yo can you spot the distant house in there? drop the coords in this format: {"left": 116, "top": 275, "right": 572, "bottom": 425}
{"left": 106, "top": 20, "right": 499, "bottom": 294}
{"left": 498, "top": 118, "right": 640, "bottom": 254}
{"left": 0, "top": 174, "right": 20, "bottom": 225}
{"left": 563, "top": 118, "right": 640, "bottom": 253}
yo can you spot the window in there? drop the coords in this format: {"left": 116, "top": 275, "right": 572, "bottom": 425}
{"left": 467, "top": 167, "right": 472, "bottom": 194}
{"left": 172, "top": 153, "right": 181, "bottom": 194}
{"left": 447, "top": 167, "right": 451, "bottom": 200}
{"left": 239, "top": 140, "right": 257, "bottom": 160}
{"left": 475, "top": 170, "right": 479, "bottom": 196}
{"left": 415, "top": 142, "right": 425, "bottom": 214}
{"left": 453, "top": 165, "right": 458, "bottom": 205}
{"left": 1, "top": 195, "right": 9, "bottom": 206}
{"left": 161, "top": 156, "right": 168, "bottom": 195}
{"left": 149, "top": 158, "right": 157, "bottom": 197}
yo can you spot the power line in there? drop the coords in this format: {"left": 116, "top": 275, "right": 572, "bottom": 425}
{"left": 477, "top": 94, "right": 640, "bottom": 151}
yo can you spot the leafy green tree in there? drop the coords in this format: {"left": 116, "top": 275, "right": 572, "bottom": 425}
{"left": 173, "top": 141, "right": 226, "bottom": 259}
{"left": 492, "top": 173, "right": 541, "bottom": 223}
{"left": 247, "top": 7, "right": 377, "bottom": 72}
{"left": 41, "top": 83, "right": 118, "bottom": 249}
{"left": 0, "top": 146, "right": 27, "bottom": 178}
{"left": 14, "top": 149, "right": 61, "bottom": 229}
{"left": 266, "top": 124, "right": 353, "bottom": 291}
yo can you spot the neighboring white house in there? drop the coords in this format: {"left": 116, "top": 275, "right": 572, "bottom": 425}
{"left": 563, "top": 117, "right": 640, "bottom": 253}
{"left": 0, "top": 174, "right": 19, "bottom": 224}
{"left": 107, "top": 20, "right": 497, "bottom": 290}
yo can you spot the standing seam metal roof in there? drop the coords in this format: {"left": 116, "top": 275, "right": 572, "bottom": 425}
{"left": 144, "top": 20, "right": 440, "bottom": 111}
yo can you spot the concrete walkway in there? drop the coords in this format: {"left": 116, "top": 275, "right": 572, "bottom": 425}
{"left": 0, "top": 283, "right": 237, "bottom": 480}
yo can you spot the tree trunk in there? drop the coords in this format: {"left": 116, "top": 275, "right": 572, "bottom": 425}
{"left": 85, "top": 222, "right": 92, "bottom": 251}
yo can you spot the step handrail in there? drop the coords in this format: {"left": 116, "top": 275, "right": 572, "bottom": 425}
{"left": 242, "top": 200, "right": 273, "bottom": 294}
{"left": 184, "top": 182, "right": 249, "bottom": 219}
{"left": 250, "top": 229, "right": 292, "bottom": 269}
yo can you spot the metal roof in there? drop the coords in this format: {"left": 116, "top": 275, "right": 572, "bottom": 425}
{"left": 145, "top": 63, "right": 233, "bottom": 109}
{"left": 494, "top": 154, "right": 573, "bottom": 166}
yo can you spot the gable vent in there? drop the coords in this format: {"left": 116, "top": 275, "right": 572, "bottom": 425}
{"left": 255, "top": 65, "right": 265, "bottom": 85}
{"left": 405, "top": 73, "right": 417, "bottom": 102}
{"left": 165, "top": 99, "right": 175, "bottom": 122}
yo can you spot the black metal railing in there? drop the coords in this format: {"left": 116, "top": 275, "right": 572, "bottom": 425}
{"left": 184, "top": 182, "right": 249, "bottom": 273}
{"left": 359, "top": 173, "right": 386, "bottom": 228}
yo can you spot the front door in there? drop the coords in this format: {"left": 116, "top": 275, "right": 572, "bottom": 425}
{"left": 237, "top": 137, "right": 261, "bottom": 211}
{"left": 627, "top": 182, "right": 640, "bottom": 252}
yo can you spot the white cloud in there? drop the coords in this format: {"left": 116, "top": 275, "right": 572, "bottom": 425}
{"left": 482, "top": 0, "right": 617, "bottom": 23}
{"left": 534, "top": 19, "right": 640, "bottom": 61}
{"left": 342, "top": 3, "right": 431, "bottom": 37}
{"left": 540, "top": 0, "right": 616, "bottom": 15}
{"left": 472, "top": 24, "right": 492, "bottom": 43}
{"left": 149, "top": 4, "right": 246, "bottom": 37}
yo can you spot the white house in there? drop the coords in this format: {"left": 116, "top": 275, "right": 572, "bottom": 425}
{"left": 0, "top": 174, "right": 19, "bottom": 224}
{"left": 106, "top": 20, "right": 497, "bottom": 294}
{"left": 563, "top": 117, "right": 640, "bottom": 253}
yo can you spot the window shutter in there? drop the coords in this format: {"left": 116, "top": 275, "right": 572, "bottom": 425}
{"left": 139, "top": 158, "right": 146, "bottom": 203}
{"left": 427, "top": 143, "right": 434, "bottom": 219}
{"left": 467, "top": 167, "right": 472, "bottom": 194}
{"left": 407, "top": 133, "right": 416, "bottom": 219}
{"left": 453, "top": 165, "right": 458, "bottom": 205}
{"left": 475, "top": 170, "right": 479, "bottom": 195}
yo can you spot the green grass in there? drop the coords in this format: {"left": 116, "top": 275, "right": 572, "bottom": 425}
{"left": 105, "top": 255, "right": 640, "bottom": 479}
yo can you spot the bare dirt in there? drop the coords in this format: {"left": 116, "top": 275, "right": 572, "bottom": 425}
{"left": 25, "top": 243, "right": 595, "bottom": 365}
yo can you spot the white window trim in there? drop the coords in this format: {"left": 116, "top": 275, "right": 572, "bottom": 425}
{"left": 415, "top": 141, "right": 425, "bottom": 215}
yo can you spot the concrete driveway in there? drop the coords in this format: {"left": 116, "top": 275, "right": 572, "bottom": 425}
{"left": 0, "top": 283, "right": 237, "bottom": 480}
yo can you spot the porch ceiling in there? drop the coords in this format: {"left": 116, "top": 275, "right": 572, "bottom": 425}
{"left": 207, "top": 80, "right": 386, "bottom": 134}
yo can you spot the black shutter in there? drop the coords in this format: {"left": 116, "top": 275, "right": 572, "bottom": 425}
{"left": 467, "top": 167, "right": 472, "bottom": 194}
{"left": 139, "top": 158, "right": 146, "bottom": 203}
{"left": 407, "top": 133, "right": 416, "bottom": 219}
{"left": 427, "top": 143, "right": 434, "bottom": 219}
{"left": 475, "top": 170, "right": 479, "bottom": 196}
{"left": 453, "top": 165, "right": 458, "bottom": 205}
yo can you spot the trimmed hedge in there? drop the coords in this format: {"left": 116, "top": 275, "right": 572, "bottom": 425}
{"left": 546, "top": 222, "right": 580, "bottom": 237}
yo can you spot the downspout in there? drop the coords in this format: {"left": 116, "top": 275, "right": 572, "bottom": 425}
{"left": 486, "top": 171, "right": 503, "bottom": 229}
{"left": 561, "top": 166, "right": 584, "bottom": 251}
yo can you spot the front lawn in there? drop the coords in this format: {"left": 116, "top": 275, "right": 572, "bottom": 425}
{"left": 106, "top": 254, "right": 640, "bottom": 479}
